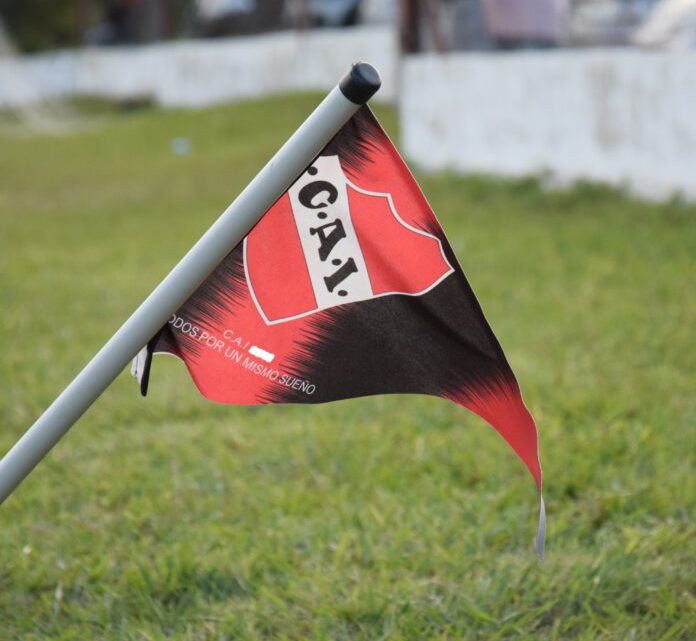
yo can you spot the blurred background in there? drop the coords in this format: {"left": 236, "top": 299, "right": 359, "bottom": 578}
{"left": 1, "top": 0, "right": 695, "bottom": 198}
{"left": 2, "top": 0, "right": 695, "bottom": 51}
{"left": 1, "top": 2, "right": 694, "bottom": 639}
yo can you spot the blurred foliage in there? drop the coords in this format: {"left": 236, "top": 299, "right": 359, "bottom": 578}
{"left": 0, "top": 0, "right": 81, "bottom": 53}
{"left": 1, "top": 0, "right": 199, "bottom": 52}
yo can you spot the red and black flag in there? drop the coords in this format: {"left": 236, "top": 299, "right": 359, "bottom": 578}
{"left": 133, "top": 106, "right": 545, "bottom": 554}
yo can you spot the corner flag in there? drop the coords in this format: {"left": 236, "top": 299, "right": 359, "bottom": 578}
{"left": 133, "top": 106, "right": 546, "bottom": 556}
{"left": 0, "top": 63, "right": 544, "bottom": 555}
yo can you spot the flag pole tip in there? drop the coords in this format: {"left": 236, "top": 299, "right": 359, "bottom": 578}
{"left": 339, "top": 62, "right": 381, "bottom": 105}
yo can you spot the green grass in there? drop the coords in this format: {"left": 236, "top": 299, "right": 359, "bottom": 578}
{"left": 0, "top": 95, "right": 694, "bottom": 640}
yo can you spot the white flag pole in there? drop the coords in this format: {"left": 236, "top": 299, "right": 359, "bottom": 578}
{"left": 0, "top": 63, "right": 381, "bottom": 505}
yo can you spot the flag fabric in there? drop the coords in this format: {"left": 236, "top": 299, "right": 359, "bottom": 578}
{"left": 132, "top": 106, "right": 545, "bottom": 555}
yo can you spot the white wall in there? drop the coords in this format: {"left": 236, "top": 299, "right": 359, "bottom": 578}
{"left": 5, "top": 36, "right": 695, "bottom": 201}
{"left": 0, "top": 26, "right": 397, "bottom": 109}
{"left": 401, "top": 50, "right": 696, "bottom": 201}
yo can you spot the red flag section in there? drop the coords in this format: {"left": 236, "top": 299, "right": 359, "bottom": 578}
{"left": 133, "top": 107, "right": 544, "bottom": 555}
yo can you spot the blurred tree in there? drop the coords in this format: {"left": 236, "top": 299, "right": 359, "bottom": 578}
{"left": 0, "top": 0, "right": 81, "bottom": 52}
{"left": 399, "top": 0, "right": 422, "bottom": 52}
{"left": 0, "top": 0, "right": 195, "bottom": 51}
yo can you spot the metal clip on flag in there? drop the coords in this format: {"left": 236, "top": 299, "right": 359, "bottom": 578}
{"left": 1, "top": 62, "right": 545, "bottom": 556}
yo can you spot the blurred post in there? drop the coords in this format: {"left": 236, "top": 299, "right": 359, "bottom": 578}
{"left": 399, "top": 0, "right": 422, "bottom": 53}
{"left": 75, "top": 0, "right": 89, "bottom": 46}
{"left": 399, "top": 0, "right": 448, "bottom": 54}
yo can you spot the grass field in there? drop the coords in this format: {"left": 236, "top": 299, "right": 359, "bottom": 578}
{"left": 0, "top": 95, "right": 694, "bottom": 640}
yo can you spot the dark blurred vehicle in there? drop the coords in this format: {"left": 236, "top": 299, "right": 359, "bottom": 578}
{"left": 285, "top": 0, "right": 363, "bottom": 27}
{"left": 308, "top": 0, "right": 362, "bottom": 25}
{"left": 196, "top": 0, "right": 362, "bottom": 35}
{"left": 195, "top": 0, "right": 285, "bottom": 36}
{"left": 85, "top": 0, "right": 177, "bottom": 46}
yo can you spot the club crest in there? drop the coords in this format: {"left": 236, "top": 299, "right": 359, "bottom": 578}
{"left": 245, "top": 155, "right": 453, "bottom": 325}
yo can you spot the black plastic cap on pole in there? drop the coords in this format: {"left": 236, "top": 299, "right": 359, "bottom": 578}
{"left": 339, "top": 62, "right": 381, "bottom": 105}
